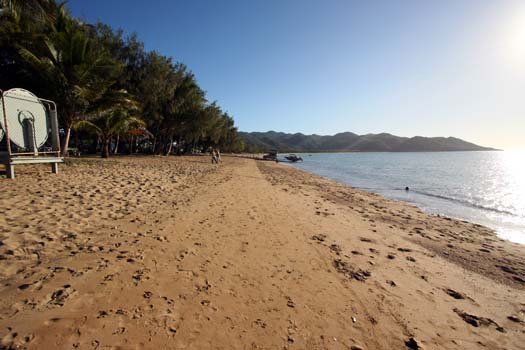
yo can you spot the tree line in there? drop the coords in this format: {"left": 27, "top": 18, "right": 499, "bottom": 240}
{"left": 0, "top": 0, "right": 245, "bottom": 157}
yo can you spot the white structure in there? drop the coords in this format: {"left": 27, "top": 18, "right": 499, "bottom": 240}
{"left": 0, "top": 88, "right": 63, "bottom": 179}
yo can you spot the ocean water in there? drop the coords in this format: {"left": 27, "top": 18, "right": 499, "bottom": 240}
{"left": 286, "top": 151, "right": 525, "bottom": 244}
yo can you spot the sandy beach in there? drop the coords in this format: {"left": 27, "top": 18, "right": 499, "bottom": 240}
{"left": 0, "top": 156, "right": 524, "bottom": 349}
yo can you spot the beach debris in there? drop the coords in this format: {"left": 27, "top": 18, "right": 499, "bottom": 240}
{"left": 453, "top": 308, "right": 505, "bottom": 332}
{"left": 387, "top": 280, "right": 397, "bottom": 287}
{"left": 351, "top": 316, "right": 357, "bottom": 323}
{"left": 405, "top": 337, "right": 423, "bottom": 349}
{"left": 311, "top": 234, "right": 327, "bottom": 242}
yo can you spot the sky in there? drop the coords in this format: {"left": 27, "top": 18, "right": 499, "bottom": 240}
{"left": 68, "top": 0, "right": 525, "bottom": 150}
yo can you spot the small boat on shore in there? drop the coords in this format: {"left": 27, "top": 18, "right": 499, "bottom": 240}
{"left": 284, "top": 154, "right": 303, "bottom": 162}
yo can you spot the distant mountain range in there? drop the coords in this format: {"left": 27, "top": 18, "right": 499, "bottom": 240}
{"left": 239, "top": 131, "right": 498, "bottom": 152}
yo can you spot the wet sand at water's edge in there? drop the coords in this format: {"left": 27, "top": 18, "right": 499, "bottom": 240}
{"left": 0, "top": 156, "right": 524, "bottom": 349}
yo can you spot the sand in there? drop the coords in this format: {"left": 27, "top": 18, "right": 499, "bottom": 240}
{"left": 0, "top": 156, "right": 524, "bottom": 349}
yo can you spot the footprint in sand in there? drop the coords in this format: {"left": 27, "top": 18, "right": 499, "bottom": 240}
{"left": 397, "top": 247, "right": 412, "bottom": 253}
{"left": 47, "top": 284, "right": 76, "bottom": 307}
{"left": 0, "top": 329, "right": 35, "bottom": 348}
{"left": 311, "top": 234, "right": 327, "bottom": 242}
{"left": 453, "top": 308, "right": 505, "bottom": 332}
{"left": 333, "top": 259, "right": 371, "bottom": 282}
{"left": 329, "top": 244, "right": 342, "bottom": 255}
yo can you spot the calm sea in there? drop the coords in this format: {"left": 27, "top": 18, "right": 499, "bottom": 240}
{"left": 286, "top": 151, "right": 525, "bottom": 244}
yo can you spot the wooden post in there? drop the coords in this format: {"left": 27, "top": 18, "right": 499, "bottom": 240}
{"left": 6, "top": 163, "right": 15, "bottom": 179}
{"left": 51, "top": 162, "right": 58, "bottom": 174}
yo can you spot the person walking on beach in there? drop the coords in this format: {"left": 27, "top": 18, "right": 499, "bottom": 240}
{"left": 211, "top": 148, "right": 218, "bottom": 164}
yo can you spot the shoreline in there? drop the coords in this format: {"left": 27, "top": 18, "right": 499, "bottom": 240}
{"left": 1, "top": 156, "right": 524, "bottom": 349}
{"left": 278, "top": 152, "right": 524, "bottom": 245}
{"left": 283, "top": 161, "right": 524, "bottom": 245}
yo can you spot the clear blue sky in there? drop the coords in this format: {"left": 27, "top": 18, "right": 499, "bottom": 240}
{"left": 69, "top": 0, "right": 525, "bottom": 149}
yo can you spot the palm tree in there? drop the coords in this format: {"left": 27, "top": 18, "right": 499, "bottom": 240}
{"left": 74, "top": 109, "right": 145, "bottom": 158}
{"left": 0, "top": 0, "right": 56, "bottom": 18}
{"left": 161, "top": 68, "right": 207, "bottom": 155}
{"left": 0, "top": 0, "right": 57, "bottom": 34}
{"left": 3, "top": 1, "right": 123, "bottom": 155}
{"left": 1, "top": 1, "right": 245, "bottom": 157}
{"left": 0, "top": 0, "right": 60, "bottom": 92}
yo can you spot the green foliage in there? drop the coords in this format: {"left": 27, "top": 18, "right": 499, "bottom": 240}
{"left": 0, "top": 0, "right": 244, "bottom": 157}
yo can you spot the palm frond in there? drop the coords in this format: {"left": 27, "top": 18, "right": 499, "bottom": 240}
{"left": 73, "top": 119, "right": 102, "bottom": 134}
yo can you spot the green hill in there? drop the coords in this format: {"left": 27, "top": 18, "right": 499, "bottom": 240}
{"left": 240, "top": 131, "right": 497, "bottom": 153}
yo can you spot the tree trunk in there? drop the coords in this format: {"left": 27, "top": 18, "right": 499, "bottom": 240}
{"left": 152, "top": 136, "right": 157, "bottom": 154}
{"left": 129, "top": 136, "right": 134, "bottom": 154}
{"left": 156, "top": 135, "right": 165, "bottom": 155}
{"left": 60, "top": 125, "right": 72, "bottom": 157}
{"left": 101, "top": 136, "right": 110, "bottom": 158}
{"left": 113, "top": 133, "right": 120, "bottom": 154}
{"left": 165, "top": 136, "right": 173, "bottom": 156}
